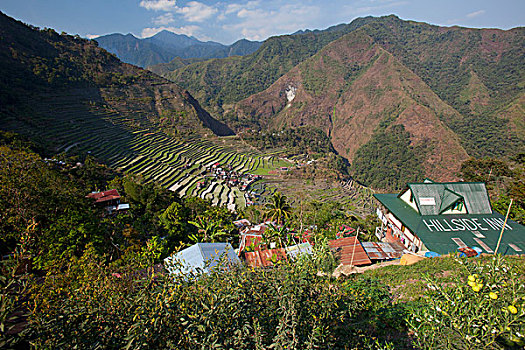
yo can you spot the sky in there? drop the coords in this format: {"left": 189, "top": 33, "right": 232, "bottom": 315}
{"left": 1, "top": 0, "right": 524, "bottom": 44}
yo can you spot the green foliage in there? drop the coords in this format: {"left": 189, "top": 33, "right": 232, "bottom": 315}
{"left": 188, "top": 217, "right": 229, "bottom": 244}
{"left": 242, "top": 127, "right": 336, "bottom": 156}
{"left": 264, "top": 192, "right": 293, "bottom": 225}
{"left": 24, "top": 252, "right": 409, "bottom": 349}
{"left": 159, "top": 201, "right": 190, "bottom": 244}
{"left": 0, "top": 252, "right": 29, "bottom": 349}
{"left": 460, "top": 157, "right": 525, "bottom": 224}
{"left": 352, "top": 124, "right": 426, "bottom": 191}
{"left": 0, "top": 144, "right": 107, "bottom": 265}
{"left": 407, "top": 255, "right": 525, "bottom": 349}
{"left": 460, "top": 157, "right": 513, "bottom": 183}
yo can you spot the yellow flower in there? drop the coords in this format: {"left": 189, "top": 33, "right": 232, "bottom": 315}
{"left": 472, "top": 285, "right": 481, "bottom": 292}
{"left": 508, "top": 305, "right": 518, "bottom": 314}
{"left": 489, "top": 292, "right": 498, "bottom": 300}
{"left": 468, "top": 281, "right": 476, "bottom": 287}
{"left": 468, "top": 275, "right": 476, "bottom": 282}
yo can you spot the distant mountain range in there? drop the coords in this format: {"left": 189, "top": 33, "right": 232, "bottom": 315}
{"left": 1, "top": 10, "right": 523, "bottom": 190}
{"left": 95, "top": 30, "right": 262, "bottom": 68}
{"left": 156, "top": 15, "right": 525, "bottom": 188}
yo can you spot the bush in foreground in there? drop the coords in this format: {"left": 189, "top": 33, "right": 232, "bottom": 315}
{"left": 407, "top": 255, "right": 525, "bottom": 349}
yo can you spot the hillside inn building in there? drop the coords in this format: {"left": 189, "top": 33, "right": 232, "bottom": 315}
{"left": 374, "top": 180, "right": 525, "bottom": 256}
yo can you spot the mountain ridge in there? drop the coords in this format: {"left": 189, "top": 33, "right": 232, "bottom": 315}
{"left": 157, "top": 15, "right": 523, "bottom": 187}
{"left": 95, "top": 30, "right": 262, "bottom": 68}
{"left": 0, "top": 11, "right": 233, "bottom": 150}
{"left": 234, "top": 28, "right": 470, "bottom": 183}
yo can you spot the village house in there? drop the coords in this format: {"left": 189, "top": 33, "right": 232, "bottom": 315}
{"left": 374, "top": 180, "right": 525, "bottom": 256}
{"left": 86, "top": 189, "right": 129, "bottom": 214}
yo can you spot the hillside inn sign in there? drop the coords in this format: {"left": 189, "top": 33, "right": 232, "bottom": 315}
{"left": 374, "top": 180, "right": 525, "bottom": 256}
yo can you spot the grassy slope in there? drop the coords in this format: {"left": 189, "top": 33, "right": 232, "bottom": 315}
{"left": 362, "top": 255, "right": 525, "bottom": 302}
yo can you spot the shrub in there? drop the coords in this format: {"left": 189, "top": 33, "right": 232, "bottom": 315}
{"left": 407, "top": 255, "right": 525, "bottom": 349}
{"left": 24, "top": 250, "right": 410, "bottom": 349}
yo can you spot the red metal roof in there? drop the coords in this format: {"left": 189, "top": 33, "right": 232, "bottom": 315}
{"left": 87, "top": 189, "right": 120, "bottom": 203}
{"left": 238, "top": 234, "right": 263, "bottom": 254}
{"left": 244, "top": 248, "right": 287, "bottom": 268}
{"left": 328, "top": 237, "right": 371, "bottom": 266}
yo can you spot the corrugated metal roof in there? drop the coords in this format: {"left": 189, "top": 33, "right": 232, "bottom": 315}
{"left": 164, "top": 243, "right": 240, "bottom": 276}
{"left": 446, "top": 183, "right": 492, "bottom": 214}
{"left": 407, "top": 182, "right": 492, "bottom": 215}
{"left": 374, "top": 193, "right": 525, "bottom": 256}
{"left": 285, "top": 243, "right": 313, "bottom": 259}
{"left": 439, "top": 188, "right": 462, "bottom": 214}
{"left": 328, "top": 237, "right": 371, "bottom": 266}
{"left": 244, "top": 248, "right": 287, "bottom": 268}
{"left": 87, "top": 189, "right": 121, "bottom": 203}
{"left": 361, "top": 241, "right": 405, "bottom": 260}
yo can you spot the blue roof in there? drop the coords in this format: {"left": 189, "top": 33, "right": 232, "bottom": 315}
{"left": 164, "top": 243, "right": 241, "bottom": 276}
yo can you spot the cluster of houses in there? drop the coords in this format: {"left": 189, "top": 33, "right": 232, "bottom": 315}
{"left": 196, "top": 162, "right": 262, "bottom": 192}
{"left": 164, "top": 219, "right": 406, "bottom": 276}
{"left": 164, "top": 179, "right": 525, "bottom": 277}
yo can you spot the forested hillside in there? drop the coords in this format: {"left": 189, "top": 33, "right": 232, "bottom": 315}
{"left": 0, "top": 11, "right": 233, "bottom": 145}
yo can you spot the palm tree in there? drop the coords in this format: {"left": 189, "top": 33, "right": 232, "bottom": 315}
{"left": 264, "top": 192, "right": 293, "bottom": 226}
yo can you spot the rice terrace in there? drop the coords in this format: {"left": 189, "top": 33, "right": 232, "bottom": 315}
{"left": 1, "top": 3, "right": 524, "bottom": 349}
{"left": 5, "top": 89, "right": 292, "bottom": 210}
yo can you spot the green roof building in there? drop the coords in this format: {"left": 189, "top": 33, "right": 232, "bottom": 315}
{"left": 373, "top": 180, "right": 525, "bottom": 256}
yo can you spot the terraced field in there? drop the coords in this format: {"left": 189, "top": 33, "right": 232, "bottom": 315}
{"left": 5, "top": 90, "right": 290, "bottom": 210}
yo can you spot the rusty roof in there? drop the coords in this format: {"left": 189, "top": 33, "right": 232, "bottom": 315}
{"left": 238, "top": 234, "right": 263, "bottom": 254}
{"left": 87, "top": 189, "right": 120, "bottom": 203}
{"left": 361, "top": 241, "right": 405, "bottom": 260}
{"left": 328, "top": 237, "right": 371, "bottom": 266}
{"left": 244, "top": 248, "right": 287, "bottom": 268}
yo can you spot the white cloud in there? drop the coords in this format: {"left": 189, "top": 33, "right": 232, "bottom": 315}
{"left": 221, "top": 3, "right": 321, "bottom": 41}
{"left": 225, "top": 3, "right": 243, "bottom": 15}
{"left": 225, "top": 1, "right": 259, "bottom": 15}
{"left": 139, "top": 0, "right": 177, "bottom": 11}
{"left": 343, "top": 0, "right": 409, "bottom": 16}
{"left": 140, "top": 0, "right": 217, "bottom": 23}
{"left": 153, "top": 13, "right": 175, "bottom": 25}
{"left": 176, "top": 1, "right": 218, "bottom": 22}
{"left": 466, "top": 10, "right": 485, "bottom": 19}
{"left": 141, "top": 25, "right": 201, "bottom": 39}
{"left": 86, "top": 34, "right": 100, "bottom": 39}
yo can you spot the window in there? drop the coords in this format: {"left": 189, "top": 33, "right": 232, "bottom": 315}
{"left": 509, "top": 244, "right": 523, "bottom": 252}
{"left": 453, "top": 201, "right": 464, "bottom": 211}
{"left": 451, "top": 238, "right": 467, "bottom": 248}
{"left": 473, "top": 238, "right": 494, "bottom": 253}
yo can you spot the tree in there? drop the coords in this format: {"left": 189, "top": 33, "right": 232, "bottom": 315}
{"left": 264, "top": 192, "right": 293, "bottom": 225}
{"left": 188, "top": 217, "right": 228, "bottom": 243}
{"left": 159, "top": 202, "right": 189, "bottom": 245}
